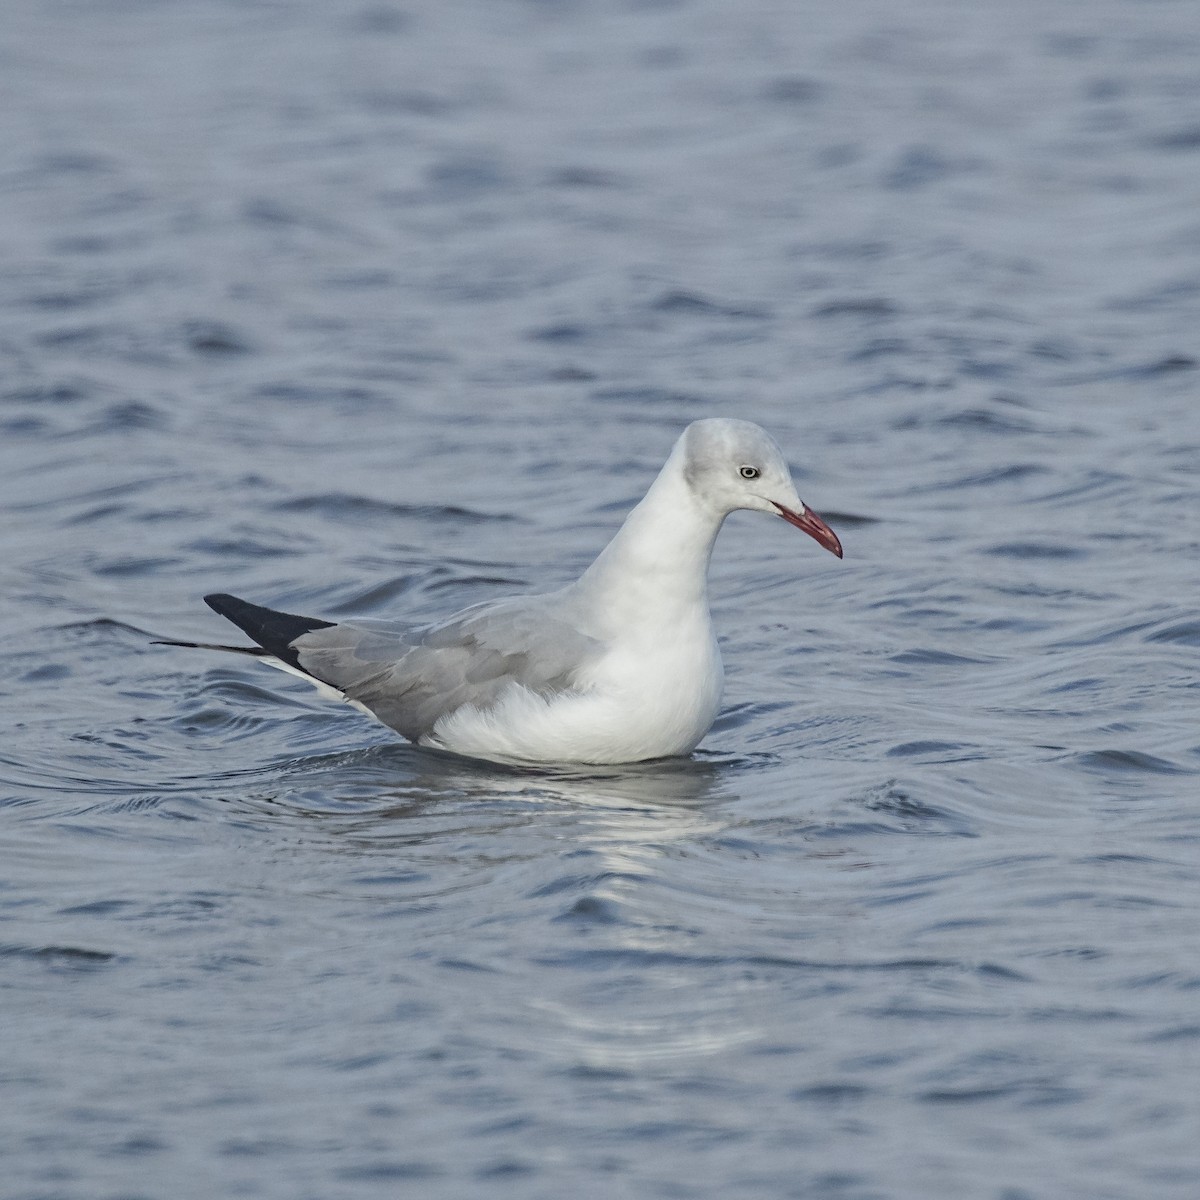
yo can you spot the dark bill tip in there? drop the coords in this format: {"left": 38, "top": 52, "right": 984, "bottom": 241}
{"left": 772, "top": 501, "right": 844, "bottom": 559}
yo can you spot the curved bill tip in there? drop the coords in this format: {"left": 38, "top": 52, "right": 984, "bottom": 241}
{"left": 772, "top": 501, "right": 844, "bottom": 559}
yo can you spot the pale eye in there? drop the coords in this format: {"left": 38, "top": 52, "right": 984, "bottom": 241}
{"left": 739, "top": 465, "right": 760, "bottom": 480}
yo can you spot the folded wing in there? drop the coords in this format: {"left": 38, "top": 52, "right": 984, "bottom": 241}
{"left": 206, "top": 592, "right": 601, "bottom": 742}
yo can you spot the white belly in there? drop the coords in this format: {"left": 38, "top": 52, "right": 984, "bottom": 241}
{"left": 424, "top": 632, "right": 723, "bottom": 766}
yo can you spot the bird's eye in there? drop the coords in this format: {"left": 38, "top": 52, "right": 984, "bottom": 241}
{"left": 739, "top": 465, "right": 760, "bottom": 480}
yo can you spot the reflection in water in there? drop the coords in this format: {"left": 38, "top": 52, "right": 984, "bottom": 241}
{"left": 226, "top": 745, "right": 765, "bottom": 1067}
{"left": 246, "top": 742, "right": 735, "bottom": 857}
{"left": 259, "top": 741, "right": 731, "bottom": 808}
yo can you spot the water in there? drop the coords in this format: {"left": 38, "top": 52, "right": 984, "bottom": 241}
{"left": 2, "top": 0, "right": 1199, "bottom": 1196}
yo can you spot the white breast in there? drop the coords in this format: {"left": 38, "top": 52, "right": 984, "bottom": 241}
{"left": 424, "top": 626, "right": 723, "bottom": 766}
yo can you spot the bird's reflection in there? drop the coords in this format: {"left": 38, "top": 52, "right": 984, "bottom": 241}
{"left": 214, "top": 742, "right": 788, "bottom": 1069}
{"left": 222, "top": 739, "right": 740, "bottom": 848}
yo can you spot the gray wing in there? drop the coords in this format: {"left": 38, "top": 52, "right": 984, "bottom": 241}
{"left": 290, "top": 596, "right": 602, "bottom": 741}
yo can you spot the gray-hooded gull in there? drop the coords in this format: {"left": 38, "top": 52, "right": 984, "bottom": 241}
{"left": 158, "top": 418, "right": 842, "bottom": 765}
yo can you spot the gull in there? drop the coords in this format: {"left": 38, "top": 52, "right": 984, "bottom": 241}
{"left": 157, "top": 418, "right": 842, "bottom": 765}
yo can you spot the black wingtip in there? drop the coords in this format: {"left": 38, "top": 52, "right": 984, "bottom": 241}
{"left": 203, "top": 593, "right": 335, "bottom": 668}
{"left": 152, "top": 637, "right": 268, "bottom": 656}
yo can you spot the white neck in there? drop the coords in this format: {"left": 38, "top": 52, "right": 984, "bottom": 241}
{"left": 570, "top": 441, "right": 726, "bottom": 632}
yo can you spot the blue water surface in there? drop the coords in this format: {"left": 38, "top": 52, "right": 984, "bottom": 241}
{"left": 2, "top": 1, "right": 1199, "bottom": 1197}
